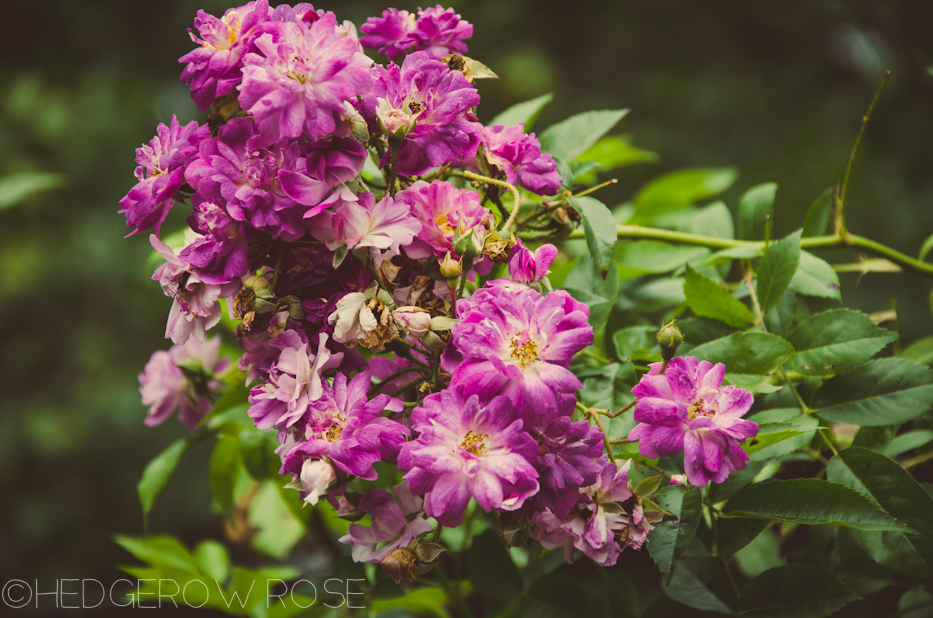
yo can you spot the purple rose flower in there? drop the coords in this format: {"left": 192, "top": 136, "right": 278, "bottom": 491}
{"left": 359, "top": 9, "right": 419, "bottom": 61}
{"left": 412, "top": 5, "right": 472, "bottom": 59}
{"left": 368, "top": 52, "right": 481, "bottom": 175}
{"left": 528, "top": 414, "right": 605, "bottom": 519}
{"left": 119, "top": 116, "right": 209, "bottom": 236}
{"left": 399, "top": 388, "right": 540, "bottom": 527}
{"left": 150, "top": 235, "right": 239, "bottom": 345}
{"left": 139, "top": 335, "right": 230, "bottom": 431}
{"left": 247, "top": 330, "right": 344, "bottom": 430}
{"left": 482, "top": 124, "right": 562, "bottom": 196}
{"left": 308, "top": 192, "right": 422, "bottom": 264}
{"left": 529, "top": 459, "right": 636, "bottom": 567}
{"left": 445, "top": 285, "right": 594, "bottom": 420}
{"left": 278, "top": 371, "right": 409, "bottom": 480}
{"left": 508, "top": 239, "right": 558, "bottom": 285}
{"left": 178, "top": 0, "right": 272, "bottom": 110}
{"left": 238, "top": 14, "right": 374, "bottom": 143}
{"left": 627, "top": 356, "right": 758, "bottom": 486}
{"left": 185, "top": 118, "right": 329, "bottom": 241}
{"left": 360, "top": 6, "right": 472, "bottom": 62}
{"left": 339, "top": 482, "right": 434, "bottom": 563}
{"left": 395, "top": 180, "right": 492, "bottom": 260}
{"left": 179, "top": 195, "right": 249, "bottom": 285}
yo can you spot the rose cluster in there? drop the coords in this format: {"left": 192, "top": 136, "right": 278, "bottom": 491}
{"left": 128, "top": 2, "right": 758, "bottom": 574}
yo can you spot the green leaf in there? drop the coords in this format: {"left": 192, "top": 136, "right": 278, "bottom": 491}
{"left": 745, "top": 417, "right": 819, "bottom": 462}
{"left": 568, "top": 196, "right": 617, "bottom": 276}
{"left": 734, "top": 528, "right": 785, "bottom": 578}
{"left": 812, "top": 358, "right": 933, "bottom": 426}
{"left": 684, "top": 264, "right": 755, "bottom": 328}
{"left": 739, "top": 565, "right": 859, "bottom": 618}
{"left": 468, "top": 529, "right": 522, "bottom": 601}
{"left": 539, "top": 109, "right": 629, "bottom": 162}
{"left": 0, "top": 171, "right": 65, "bottom": 210}
{"left": 248, "top": 482, "right": 304, "bottom": 559}
{"left": 786, "top": 309, "right": 898, "bottom": 376}
{"left": 613, "top": 325, "right": 660, "bottom": 361}
{"left": 802, "top": 188, "right": 833, "bottom": 238}
{"left": 115, "top": 535, "right": 198, "bottom": 571}
{"left": 239, "top": 429, "right": 282, "bottom": 480}
{"left": 616, "top": 277, "right": 686, "bottom": 313}
{"left": 789, "top": 251, "right": 841, "bottom": 301}
{"left": 723, "top": 478, "right": 911, "bottom": 532}
{"left": 827, "top": 446, "right": 933, "bottom": 578}
{"left": 648, "top": 486, "right": 703, "bottom": 584}
{"left": 738, "top": 183, "right": 777, "bottom": 240}
{"left": 210, "top": 435, "right": 241, "bottom": 520}
{"left": 902, "top": 336, "right": 933, "bottom": 366}
{"left": 372, "top": 587, "right": 450, "bottom": 618}
{"left": 662, "top": 557, "right": 733, "bottom": 614}
{"left": 523, "top": 572, "right": 594, "bottom": 618}
{"left": 883, "top": 430, "right": 933, "bottom": 458}
{"left": 718, "top": 519, "right": 769, "bottom": 557}
{"left": 617, "top": 241, "right": 710, "bottom": 279}
{"left": 690, "top": 332, "right": 796, "bottom": 384}
{"left": 578, "top": 135, "right": 659, "bottom": 172}
{"left": 138, "top": 437, "right": 188, "bottom": 522}
{"left": 195, "top": 540, "right": 230, "bottom": 583}
{"left": 634, "top": 167, "right": 738, "bottom": 220}
{"left": 490, "top": 93, "right": 553, "bottom": 131}
{"left": 757, "top": 230, "right": 802, "bottom": 316}
{"left": 920, "top": 233, "right": 933, "bottom": 262}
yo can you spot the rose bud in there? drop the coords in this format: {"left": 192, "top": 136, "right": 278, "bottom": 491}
{"left": 394, "top": 306, "right": 432, "bottom": 338}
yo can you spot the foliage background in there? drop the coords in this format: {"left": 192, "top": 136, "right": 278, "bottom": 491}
{"left": 2, "top": 0, "right": 932, "bottom": 612}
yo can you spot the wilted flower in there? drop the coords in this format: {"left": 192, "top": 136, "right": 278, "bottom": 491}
{"left": 393, "top": 306, "right": 432, "bottom": 338}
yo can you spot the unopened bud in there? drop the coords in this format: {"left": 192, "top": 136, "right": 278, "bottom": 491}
{"left": 412, "top": 541, "right": 446, "bottom": 567}
{"left": 453, "top": 227, "right": 484, "bottom": 260}
{"left": 283, "top": 295, "right": 305, "bottom": 321}
{"left": 420, "top": 330, "right": 448, "bottom": 351}
{"left": 341, "top": 100, "right": 370, "bottom": 142}
{"left": 657, "top": 319, "right": 684, "bottom": 373}
{"left": 381, "top": 547, "right": 419, "bottom": 584}
{"left": 439, "top": 252, "right": 462, "bottom": 279}
{"left": 394, "top": 306, "right": 432, "bottom": 337}
{"left": 376, "top": 97, "right": 418, "bottom": 138}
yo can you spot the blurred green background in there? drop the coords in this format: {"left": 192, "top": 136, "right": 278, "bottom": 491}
{"left": 2, "top": 0, "right": 932, "bottom": 604}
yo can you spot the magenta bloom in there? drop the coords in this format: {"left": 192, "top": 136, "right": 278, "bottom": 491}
{"left": 150, "top": 235, "right": 239, "bottom": 345}
{"left": 359, "top": 9, "right": 419, "bottom": 61}
{"left": 369, "top": 52, "right": 481, "bottom": 175}
{"left": 395, "top": 180, "right": 492, "bottom": 260}
{"left": 185, "top": 118, "right": 328, "bottom": 240}
{"left": 278, "top": 371, "right": 409, "bottom": 481}
{"left": 339, "top": 482, "right": 434, "bottom": 563}
{"left": 529, "top": 459, "right": 638, "bottom": 567}
{"left": 508, "top": 239, "right": 558, "bottom": 285}
{"left": 119, "top": 116, "right": 209, "bottom": 236}
{"left": 361, "top": 6, "right": 472, "bottom": 62}
{"left": 445, "top": 286, "right": 594, "bottom": 420}
{"left": 139, "top": 335, "right": 230, "bottom": 431}
{"left": 483, "top": 124, "right": 562, "bottom": 196}
{"left": 304, "top": 136, "right": 368, "bottom": 188}
{"left": 178, "top": 0, "right": 271, "bottom": 110}
{"left": 528, "top": 415, "right": 605, "bottom": 519}
{"left": 414, "top": 5, "right": 473, "bottom": 59}
{"left": 247, "top": 330, "right": 344, "bottom": 430}
{"left": 238, "top": 14, "right": 373, "bottom": 143}
{"left": 179, "top": 196, "right": 249, "bottom": 285}
{"left": 308, "top": 192, "right": 421, "bottom": 262}
{"left": 399, "top": 389, "right": 540, "bottom": 527}
{"left": 627, "top": 357, "right": 758, "bottom": 486}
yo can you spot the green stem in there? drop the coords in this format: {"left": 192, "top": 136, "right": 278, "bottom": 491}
{"left": 608, "top": 398, "right": 637, "bottom": 418}
{"left": 572, "top": 178, "right": 617, "bottom": 198}
{"left": 553, "top": 225, "right": 933, "bottom": 278}
{"left": 579, "top": 403, "right": 616, "bottom": 464}
{"left": 457, "top": 171, "right": 523, "bottom": 232}
{"left": 387, "top": 139, "right": 400, "bottom": 197}
{"left": 369, "top": 365, "right": 429, "bottom": 395}
{"left": 838, "top": 70, "right": 891, "bottom": 233}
